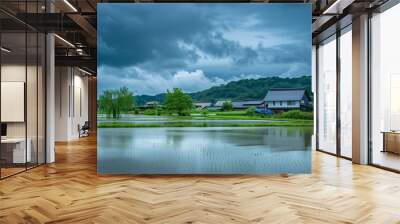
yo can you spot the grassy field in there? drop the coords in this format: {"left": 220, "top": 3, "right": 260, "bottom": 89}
{"left": 97, "top": 116, "right": 288, "bottom": 121}
{"left": 97, "top": 109, "right": 313, "bottom": 128}
{"left": 98, "top": 120, "right": 312, "bottom": 128}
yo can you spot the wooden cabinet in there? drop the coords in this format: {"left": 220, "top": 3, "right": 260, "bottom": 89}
{"left": 382, "top": 132, "right": 400, "bottom": 154}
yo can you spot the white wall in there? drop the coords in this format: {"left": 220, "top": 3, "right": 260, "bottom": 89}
{"left": 55, "top": 67, "right": 89, "bottom": 141}
{"left": 71, "top": 73, "right": 89, "bottom": 138}
{"left": 55, "top": 67, "right": 69, "bottom": 141}
{"left": 1, "top": 82, "right": 25, "bottom": 122}
{"left": 268, "top": 101, "right": 300, "bottom": 109}
{"left": 1, "top": 65, "right": 41, "bottom": 138}
{"left": 1, "top": 63, "right": 46, "bottom": 164}
{"left": 1, "top": 65, "right": 25, "bottom": 126}
{"left": 1, "top": 65, "right": 26, "bottom": 139}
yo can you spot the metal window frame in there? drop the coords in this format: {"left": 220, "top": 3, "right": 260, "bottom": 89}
{"left": 315, "top": 22, "right": 353, "bottom": 161}
{"left": 0, "top": 0, "right": 48, "bottom": 180}
{"left": 316, "top": 0, "right": 400, "bottom": 171}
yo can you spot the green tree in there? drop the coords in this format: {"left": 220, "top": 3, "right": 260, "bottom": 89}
{"left": 246, "top": 106, "right": 257, "bottom": 116}
{"left": 221, "top": 101, "right": 233, "bottom": 111}
{"left": 164, "top": 88, "right": 193, "bottom": 116}
{"left": 98, "top": 90, "right": 114, "bottom": 118}
{"left": 201, "top": 109, "right": 209, "bottom": 117}
{"left": 117, "top": 86, "right": 135, "bottom": 113}
{"left": 98, "top": 87, "right": 135, "bottom": 119}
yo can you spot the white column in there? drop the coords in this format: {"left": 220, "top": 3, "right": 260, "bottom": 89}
{"left": 46, "top": 32, "right": 55, "bottom": 163}
{"left": 45, "top": 0, "right": 56, "bottom": 163}
{"left": 352, "top": 14, "right": 369, "bottom": 164}
{"left": 311, "top": 45, "right": 317, "bottom": 150}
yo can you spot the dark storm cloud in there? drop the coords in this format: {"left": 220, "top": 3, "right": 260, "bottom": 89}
{"left": 260, "top": 43, "right": 311, "bottom": 64}
{"left": 98, "top": 4, "right": 216, "bottom": 68}
{"left": 98, "top": 3, "right": 311, "bottom": 95}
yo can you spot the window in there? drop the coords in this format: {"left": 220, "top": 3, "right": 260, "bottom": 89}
{"left": 287, "top": 101, "right": 296, "bottom": 106}
{"left": 317, "top": 35, "right": 337, "bottom": 154}
{"left": 340, "top": 26, "right": 352, "bottom": 158}
{"left": 370, "top": 4, "right": 400, "bottom": 171}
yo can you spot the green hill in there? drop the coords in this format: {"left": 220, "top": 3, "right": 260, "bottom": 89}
{"left": 135, "top": 76, "right": 311, "bottom": 105}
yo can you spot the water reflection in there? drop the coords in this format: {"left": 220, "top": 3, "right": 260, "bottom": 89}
{"left": 98, "top": 127, "right": 312, "bottom": 174}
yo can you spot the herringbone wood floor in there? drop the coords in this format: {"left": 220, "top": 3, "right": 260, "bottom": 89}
{"left": 1, "top": 135, "right": 400, "bottom": 224}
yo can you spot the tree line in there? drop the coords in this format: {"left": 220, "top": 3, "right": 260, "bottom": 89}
{"left": 98, "top": 87, "right": 193, "bottom": 118}
{"left": 98, "top": 87, "right": 135, "bottom": 118}
{"left": 134, "top": 76, "right": 312, "bottom": 105}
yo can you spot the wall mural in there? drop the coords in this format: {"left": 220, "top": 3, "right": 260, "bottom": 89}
{"left": 97, "top": 3, "right": 312, "bottom": 174}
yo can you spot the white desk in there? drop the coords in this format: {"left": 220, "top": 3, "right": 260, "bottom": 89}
{"left": 1, "top": 138, "right": 31, "bottom": 163}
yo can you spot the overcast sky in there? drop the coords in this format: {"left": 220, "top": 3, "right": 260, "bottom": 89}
{"left": 98, "top": 3, "right": 311, "bottom": 96}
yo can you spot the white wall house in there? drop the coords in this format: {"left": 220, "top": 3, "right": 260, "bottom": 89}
{"left": 264, "top": 88, "right": 310, "bottom": 110}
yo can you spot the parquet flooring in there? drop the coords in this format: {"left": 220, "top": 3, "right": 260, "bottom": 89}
{"left": 0, "top": 167, "right": 26, "bottom": 178}
{"left": 1, "top": 135, "right": 400, "bottom": 223}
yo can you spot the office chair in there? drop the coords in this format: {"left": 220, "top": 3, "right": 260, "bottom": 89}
{"left": 79, "top": 121, "right": 90, "bottom": 138}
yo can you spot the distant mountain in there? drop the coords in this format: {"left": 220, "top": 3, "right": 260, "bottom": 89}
{"left": 135, "top": 94, "right": 165, "bottom": 107}
{"left": 190, "top": 76, "right": 312, "bottom": 103}
{"left": 135, "top": 76, "right": 312, "bottom": 105}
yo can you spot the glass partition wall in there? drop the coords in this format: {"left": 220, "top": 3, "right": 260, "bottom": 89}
{"left": 0, "top": 4, "right": 46, "bottom": 179}
{"left": 0, "top": 30, "right": 27, "bottom": 177}
{"left": 316, "top": 25, "right": 353, "bottom": 159}
{"left": 370, "top": 3, "right": 400, "bottom": 171}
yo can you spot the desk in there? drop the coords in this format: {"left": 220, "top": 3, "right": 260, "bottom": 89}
{"left": 1, "top": 138, "right": 31, "bottom": 163}
{"left": 382, "top": 131, "right": 400, "bottom": 154}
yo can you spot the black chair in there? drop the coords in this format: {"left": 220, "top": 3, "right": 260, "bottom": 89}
{"left": 79, "top": 121, "right": 90, "bottom": 138}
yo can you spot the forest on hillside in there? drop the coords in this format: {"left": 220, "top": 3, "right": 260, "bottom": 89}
{"left": 134, "top": 76, "right": 312, "bottom": 105}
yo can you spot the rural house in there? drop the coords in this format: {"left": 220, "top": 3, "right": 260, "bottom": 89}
{"left": 263, "top": 88, "right": 310, "bottom": 111}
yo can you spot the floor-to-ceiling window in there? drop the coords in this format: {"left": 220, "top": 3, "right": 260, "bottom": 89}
{"left": 370, "top": 2, "right": 400, "bottom": 171}
{"left": 339, "top": 26, "right": 352, "bottom": 158}
{"left": 0, "top": 1, "right": 46, "bottom": 179}
{"left": 316, "top": 23, "right": 353, "bottom": 159}
{"left": 317, "top": 35, "right": 337, "bottom": 154}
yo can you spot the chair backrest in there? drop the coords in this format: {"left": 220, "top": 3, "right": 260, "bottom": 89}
{"left": 82, "top": 121, "right": 90, "bottom": 129}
